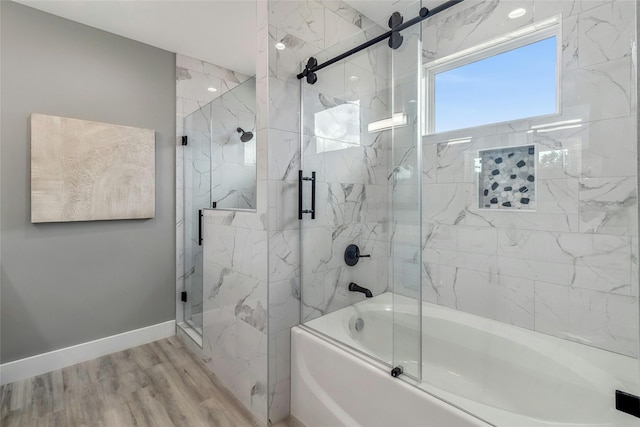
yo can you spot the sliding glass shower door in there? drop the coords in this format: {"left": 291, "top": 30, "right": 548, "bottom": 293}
{"left": 299, "top": 0, "right": 423, "bottom": 382}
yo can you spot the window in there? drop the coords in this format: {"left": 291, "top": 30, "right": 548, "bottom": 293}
{"left": 425, "top": 23, "right": 559, "bottom": 134}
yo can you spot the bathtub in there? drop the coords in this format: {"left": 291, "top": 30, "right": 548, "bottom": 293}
{"left": 291, "top": 292, "right": 639, "bottom": 427}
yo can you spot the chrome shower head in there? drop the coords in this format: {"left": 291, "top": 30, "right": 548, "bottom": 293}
{"left": 237, "top": 127, "right": 254, "bottom": 143}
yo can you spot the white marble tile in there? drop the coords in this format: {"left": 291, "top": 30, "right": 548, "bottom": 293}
{"left": 177, "top": 70, "right": 226, "bottom": 115}
{"left": 342, "top": 34, "right": 388, "bottom": 84}
{"left": 435, "top": 248, "right": 498, "bottom": 275}
{"left": 234, "top": 278, "right": 268, "bottom": 333}
{"left": 534, "top": 281, "right": 570, "bottom": 338}
{"left": 275, "top": 328, "right": 291, "bottom": 383}
{"left": 424, "top": 223, "right": 498, "bottom": 256}
{"left": 273, "top": 28, "right": 322, "bottom": 83}
{"left": 234, "top": 355, "right": 268, "bottom": 421}
{"left": 562, "top": 57, "right": 633, "bottom": 122}
{"left": 233, "top": 227, "right": 269, "bottom": 282}
{"left": 344, "top": 61, "right": 389, "bottom": 113}
{"left": 324, "top": 183, "right": 387, "bottom": 226}
{"left": 324, "top": 266, "right": 371, "bottom": 313}
{"left": 269, "top": 277, "right": 301, "bottom": 334}
{"left": 437, "top": 267, "right": 535, "bottom": 329}
{"left": 268, "top": 129, "right": 301, "bottom": 181}
{"left": 466, "top": 207, "right": 579, "bottom": 233}
{"left": 422, "top": 141, "right": 438, "bottom": 184}
{"left": 269, "top": 229, "right": 300, "bottom": 282}
{"left": 498, "top": 230, "right": 631, "bottom": 294}
{"left": 561, "top": 15, "right": 580, "bottom": 71}
{"left": 322, "top": 1, "right": 363, "bottom": 28}
{"left": 258, "top": 21, "right": 269, "bottom": 83}
{"left": 581, "top": 116, "right": 637, "bottom": 178}
{"left": 302, "top": 59, "right": 346, "bottom": 108}
{"left": 269, "top": 77, "right": 301, "bottom": 133}
{"left": 177, "top": 53, "right": 205, "bottom": 72}
{"left": 434, "top": 0, "right": 534, "bottom": 60}
{"left": 276, "top": 180, "right": 301, "bottom": 231}
{"left": 533, "top": 0, "right": 612, "bottom": 20}
{"left": 256, "top": 76, "right": 269, "bottom": 131}
{"left": 568, "top": 288, "right": 638, "bottom": 357}
{"left": 423, "top": 183, "right": 467, "bottom": 225}
{"left": 422, "top": 262, "right": 439, "bottom": 304}
{"left": 269, "top": 378, "right": 291, "bottom": 424}
{"left": 578, "top": 1, "right": 635, "bottom": 68}
{"left": 632, "top": 237, "right": 639, "bottom": 297}
{"left": 498, "top": 256, "right": 575, "bottom": 285}
{"left": 269, "top": 0, "right": 325, "bottom": 50}
{"left": 301, "top": 272, "right": 325, "bottom": 321}
{"left": 534, "top": 130, "right": 582, "bottom": 180}
{"left": 579, "top": 176, "right": 638, "bottom": 236}
{"left": 536, "top": 179, "right": 579, "bottom": 214}
{"left": 324, "top": 6, "right": 365, "bottom": 50}
{"left": 203, "top": 307, "right": 237, "bottom": 381}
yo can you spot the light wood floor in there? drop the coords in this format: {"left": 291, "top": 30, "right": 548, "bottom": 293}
{"left": 0, "top": 336, "right": 301, "bottom": 427}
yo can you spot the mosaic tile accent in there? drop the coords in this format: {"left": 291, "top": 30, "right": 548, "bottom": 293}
{"left": 479, "top": 145, "right": 536, "bottom": 210}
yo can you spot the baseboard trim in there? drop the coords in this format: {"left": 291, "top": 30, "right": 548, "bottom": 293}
{"left": 0, "top": 320, "right": 176, "bottom": 385}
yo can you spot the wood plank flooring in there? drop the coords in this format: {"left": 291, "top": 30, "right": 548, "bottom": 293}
{"left": 0, "top": 336, "right": 289, "bottom": 427}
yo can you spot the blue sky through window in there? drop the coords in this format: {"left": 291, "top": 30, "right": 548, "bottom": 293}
{"left": 434, "top": 36, "right": 557, "bottom": 133}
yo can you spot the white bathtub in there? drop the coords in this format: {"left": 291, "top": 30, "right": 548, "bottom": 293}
{"left": 292, "top": 292, "right": 639, "bottom": 427}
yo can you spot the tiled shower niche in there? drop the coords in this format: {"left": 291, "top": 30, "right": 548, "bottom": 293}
{"left": 478, "top": 145, "right": 536, "bottom": 210}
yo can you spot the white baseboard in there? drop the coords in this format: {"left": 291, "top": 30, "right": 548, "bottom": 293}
{"left": 0, "top": 320, "right": 176, "bottom": 385}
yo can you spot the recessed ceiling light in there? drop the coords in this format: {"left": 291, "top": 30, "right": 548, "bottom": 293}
{"left": 207, "top": 87, "right": 217, "bottom": 92}
{"left": 508, "top": 8, "right": 527, "bottom": 19}
{"left": 275, "top": 42, "right": 286, "bottom": 50}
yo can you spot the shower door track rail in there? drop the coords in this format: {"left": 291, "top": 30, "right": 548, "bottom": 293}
{"left": 297, "top": 0, "right": 464, "bottom": 84}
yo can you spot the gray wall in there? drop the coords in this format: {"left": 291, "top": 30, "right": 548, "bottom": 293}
{"left": 0, "top": 2, "right": 176, "bottom": 363}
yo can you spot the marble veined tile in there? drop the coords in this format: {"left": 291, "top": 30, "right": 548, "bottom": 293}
{"left": 437, "top": 266, "right": 535, "bottom": 329}
{"left": 434, "top": 0, "right": 534, "bottom": 60}
{"left": 578, "top": 1, "right": 635, "bottom": 68}
{"left": 269, "top": 0, "right": 325, "bottom": 50}
{"left": 568, "top": 288, "right": 638, "bottom": 357}
{"left": 269, "top": 278, "right": 301, "bottom": 334}
{"left": 579, "top": 176, "right": 638, "bottom": 236}
{"left": 534, "top": 281, "right": 570, "bottom": 338}
{"left": 581, "top": 116, "right": 637, "bottom": 178}
{"left": 562, "top": 57, "right": 633, "bottom": 122}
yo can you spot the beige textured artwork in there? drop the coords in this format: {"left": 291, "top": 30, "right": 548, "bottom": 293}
{"left": 31, "top": 114, "right": 155, "bottom": 223}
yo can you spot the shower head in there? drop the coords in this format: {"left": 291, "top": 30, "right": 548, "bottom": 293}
{"left": 237, "top": 127, "right": 254, "bottom": 143}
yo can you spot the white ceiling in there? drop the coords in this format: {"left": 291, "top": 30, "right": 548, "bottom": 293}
{"left": 14, "top": 0, "right": 258, "bottom": 76}
{"left": 14, "top": 0, "right": 446, "bottom": 77}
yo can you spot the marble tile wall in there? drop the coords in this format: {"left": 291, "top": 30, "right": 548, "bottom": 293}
{"left": 209, "top": 79, "right": 257, "bottom": 210}
{"left": 176, "top": 53, "right": 266, "bottom": 421}
{"left": 265, "top": 1, "right": 390, "bottom": 423}
{"left": 421, "top": 0, "right": 639, "bottom": 357}
{"left": 176, "top": 54, "right": 252, "bottom": 327}
{"left": 201, "top": 211, "right": 268, "bottom": 421}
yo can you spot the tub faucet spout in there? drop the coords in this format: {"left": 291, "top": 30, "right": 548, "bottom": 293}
{"left": 348, "top": 282, "right": 373, "bottom": 298}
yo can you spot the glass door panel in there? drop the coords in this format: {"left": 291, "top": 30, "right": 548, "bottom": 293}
{"left": 299, "top": 24, "right": 395, "bottom": 368}
{"left": 183, "top": 104, "right": 212, "bottom": 333}
{"left": 390, "top": 1, "right": 422, "bottom": 382}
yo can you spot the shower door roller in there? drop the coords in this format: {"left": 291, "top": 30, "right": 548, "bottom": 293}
{"left": 390, "top": 366, "right": 403, "bottom": 378}
{"left": 298, "top": 170, "right": 316, "bottom": 220}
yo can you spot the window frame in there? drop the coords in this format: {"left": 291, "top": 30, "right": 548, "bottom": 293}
{"left": 424, "top": 21, "right": 562, "bottom": 135}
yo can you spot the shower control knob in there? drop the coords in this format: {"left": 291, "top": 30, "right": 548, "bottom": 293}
{"left": 344, "top": 244, "right": 370, "bottom": 266}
